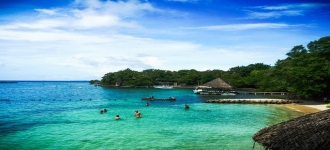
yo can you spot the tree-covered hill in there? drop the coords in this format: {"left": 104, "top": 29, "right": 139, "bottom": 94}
{"left": 95, "top": 36, "right": 330, "bottom": 99}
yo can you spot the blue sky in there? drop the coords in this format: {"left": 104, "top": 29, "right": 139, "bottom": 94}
{"left": 0, "top": 0, "right": 329, "bottom": 80}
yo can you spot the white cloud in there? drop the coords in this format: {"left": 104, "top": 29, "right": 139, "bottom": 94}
{"left": 3, "top": 20, "right": 66, "bottom": 30}
{"left": 0, "top": 28, "right": 110, "bottom": 42}
{"left": 255, "top": 3, "right": 329, "bottom": 10}
{"left": 247, "top": 10, "right": 303, "bottom": 19}
{"left": 3, "top": 0, "right": 158, "bottom": 31}
{"left": 0, "top": 25, "right": 203, "bottom": 78}
{"left": 73, "top": 0, "right": 158, "bottom": 17}
{"left": 282, "top": 3, "right": 329, "bottom": 9}
{"left": 258, "top": 6, "right": 289, "bottom": 10}
{"left": 35, "top": 9, "right": 58, "bottom": 15}
{"left": 0, "top": 0, "right": 320, "bottom": 80}
{"left": 138, "top": 56, "right": 163, "bottom": 67}
{"left": 0, "top": 31, "right": 291, "bottom": 80}
{"left": 71, "top": 9, "right": 121, "bottom": 28}
{"left": 247, "top": 3, "right": 329, "bottom": 19}
{"left": 183, "top": 23, "right": 293, "bottom": 31}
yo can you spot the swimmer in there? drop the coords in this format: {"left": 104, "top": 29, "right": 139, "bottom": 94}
{"left": 184, "top": 104, "right": 190, "bottom": 109}
{"left": 146, "top": 103, "right": 149, "bottom": 106}
{"left": 104, "top": 108, "right": 107, "bottom": 112}
{"left": 115, "top": 115, "right": 120, "bottom": 120}
{"left": 100, "top": 110, "right": 104, "bottom": 114}
{"left": 135, "top": 110, "right": 142, "bottom": 118}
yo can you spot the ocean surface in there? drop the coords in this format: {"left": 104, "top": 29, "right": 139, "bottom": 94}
{"left": 0, "top": 81, "right": 303, "bottom": 150}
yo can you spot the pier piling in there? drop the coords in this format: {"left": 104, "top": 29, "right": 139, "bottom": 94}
{"left": 205, "top": 99, "right": 300, "bottom": 104}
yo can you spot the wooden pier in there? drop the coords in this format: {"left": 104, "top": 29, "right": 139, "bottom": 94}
{"left": 206, "top": 99, "right": 300, "bottom": 104}
{"left": 238, "top": 92, "right": 288, "bottom": 95}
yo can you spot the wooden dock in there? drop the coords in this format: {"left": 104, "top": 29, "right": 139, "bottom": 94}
{"left": 206, "top": 99, "right": 300, "bottom": 104}
{"left": 238, "top": 92, "right": 288, "bottom": 95}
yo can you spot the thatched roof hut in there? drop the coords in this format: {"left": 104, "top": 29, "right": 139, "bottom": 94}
{"left": 201, "top": 78, "right": 233, "bottom": 90}
{"left": 253, "top": 109, "right": 330, "bottom": 150}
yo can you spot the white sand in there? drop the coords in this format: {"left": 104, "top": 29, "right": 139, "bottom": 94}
{"left": 284, "top": 100, "right": 329, "bottom": 114}
{"left": 299, "top": 100, "right": 329, "bottom": 111}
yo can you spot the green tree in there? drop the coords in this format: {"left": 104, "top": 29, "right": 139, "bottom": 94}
{"left": 101, "top": 72, "right": 115, "bottom": 85}
{"left": 286, "top": 45, "right": 307, "bottom": 59}
{"left": 265, "top": 36, "right": 330, "bottom": 98}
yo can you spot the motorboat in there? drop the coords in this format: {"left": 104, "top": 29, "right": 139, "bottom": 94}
{"left": 193, "top": 86, "right": 236, "bottom": 95}
{"left": 193, "top": 86, "right": 210, "bottom": 94}
{"left": 193, "top": 88, "right": 206, "bottom": 94}
{"left": 153, "top": 85, "right": 173, "bottom": 89}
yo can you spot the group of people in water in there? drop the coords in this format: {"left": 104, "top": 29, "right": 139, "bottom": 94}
{"left": 99, "top": 108, "right": 107, "bottom": 114}
{"left": 112, "top": 110, "right": 141, "bottom": 120}
{"left": 100, "top": 103, "right": 190, "bottom": 120}
{"left": 100, "top": 109, "right": 142, "bottom": 120}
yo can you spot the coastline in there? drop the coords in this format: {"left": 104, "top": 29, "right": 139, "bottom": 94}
{"left": 204, "top": 99, "right": 328, "bottom": 114}
{"left": 282, "top": 100, "right": 329, "bottom": 114}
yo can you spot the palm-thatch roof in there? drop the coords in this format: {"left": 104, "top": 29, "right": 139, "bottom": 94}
{"left": 253, "top": 109, "right": 330, "bottom": 150}
{"left": 201, "top": 78, "right": 233, "bottom": 89}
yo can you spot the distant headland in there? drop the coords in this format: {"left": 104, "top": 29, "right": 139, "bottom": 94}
{"left": 0, "top": 81, "right": 18, "bottom": 84}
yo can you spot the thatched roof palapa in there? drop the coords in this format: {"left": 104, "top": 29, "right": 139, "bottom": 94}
{"left": 201, "top": 78, "right": 233, "bottom": 90}
{"left": 253, "top": 109, "right": 330, "bottom": 150}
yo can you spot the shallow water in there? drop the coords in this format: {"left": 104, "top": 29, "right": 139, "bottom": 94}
{"left": 0, "top": 81, "right": 302, "bottom": 150}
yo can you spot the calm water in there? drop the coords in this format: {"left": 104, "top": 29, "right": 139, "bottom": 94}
{"left": 0, "top": 81, "right": 302, "bottom": 150}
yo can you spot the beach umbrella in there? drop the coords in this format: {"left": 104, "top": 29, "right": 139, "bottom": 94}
{"left": 201, "top": 78, "right": 233, "bottom": 90}
{"left": 253, "top": 109, "right": 330, "bottom": 150}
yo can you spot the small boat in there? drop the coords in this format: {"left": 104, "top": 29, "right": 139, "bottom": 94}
{"left": 153, "top": 85, "right": 173, "bottom": 89}
{"left": 193, "top": 88, "right": 207, "bottom": 94}
{"left": 141, "top": 97, "right": 176, "bottom": 101}
{"left": 193, "top": 86, "right": 210, "bottom": 94}
{"left": 193, "top": 87, "right": 236, "bottom": 95}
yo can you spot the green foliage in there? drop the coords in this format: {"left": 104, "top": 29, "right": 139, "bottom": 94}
{"left": 286, "top": 45, "right": 307, "bottom": 58}
{"left": 260, "top": 36, "right": 330, "bottom": 98}
{"left": 101, "top": 68, "right": 210, "bottom": 86}
{"left": 175, "top": 69, "right": 201, "bottom": 85}
{"left": 96, "top": 36, "right": 330, "bottom": 99}
{"left": 223, "top": 63, "right": 271, "bottom": 88}
{"left": 99, "top": 63, "right": 270, "bottom": 88}
{"left": 200, "top": 70, "right": 224, "bottom": 84}
{"left": 327, "top": 103, "right": 330, "bottom": 108}
{"left": 89, "top": 80, "right": 100, "bottom": 84}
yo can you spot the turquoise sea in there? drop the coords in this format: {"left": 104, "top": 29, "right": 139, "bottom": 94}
{"left": 0, "top": 81, "right": 303, "bottom": 150}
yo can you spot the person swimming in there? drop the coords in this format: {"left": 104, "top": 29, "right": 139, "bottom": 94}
{"left": 135, "top": 110, "right": 142, "bottom": 118}
{"left": 184, "top": 104, "right": 190, "bottom": 109}
{"left": 146, "top": 103, "right": 149, "bottom": 106}
{"left": 115, "top": 115, "right": 120, "bottom": 120}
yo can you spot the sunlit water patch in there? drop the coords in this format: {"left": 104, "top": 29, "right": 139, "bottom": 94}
{"left": 0, "top": 81, "right": 302, "bottom": 150}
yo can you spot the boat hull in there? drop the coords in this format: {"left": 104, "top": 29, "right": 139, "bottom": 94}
{"left": 193, "top": 88, "right": 236, "bottom": 95}
{"left": 141, "top": 97, "right": 176, "bottom": 101}
{"left": 153, "top": 85, "right": 173, "bottom": 89}
{"left": 196, "top": 92, "right": 236, "bottom": 95}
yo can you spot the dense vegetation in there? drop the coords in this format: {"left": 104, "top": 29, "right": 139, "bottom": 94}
{"left": 96, "top": 36, "right": 330, "bottom": 99}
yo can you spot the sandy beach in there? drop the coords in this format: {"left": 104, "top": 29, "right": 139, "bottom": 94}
{"left": 283, "top": 100, "right": 329, "bottom": 114}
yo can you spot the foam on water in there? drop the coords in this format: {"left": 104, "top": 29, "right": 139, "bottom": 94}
{"left": 0, "top": 82, "right": 302, "bottom": 150}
